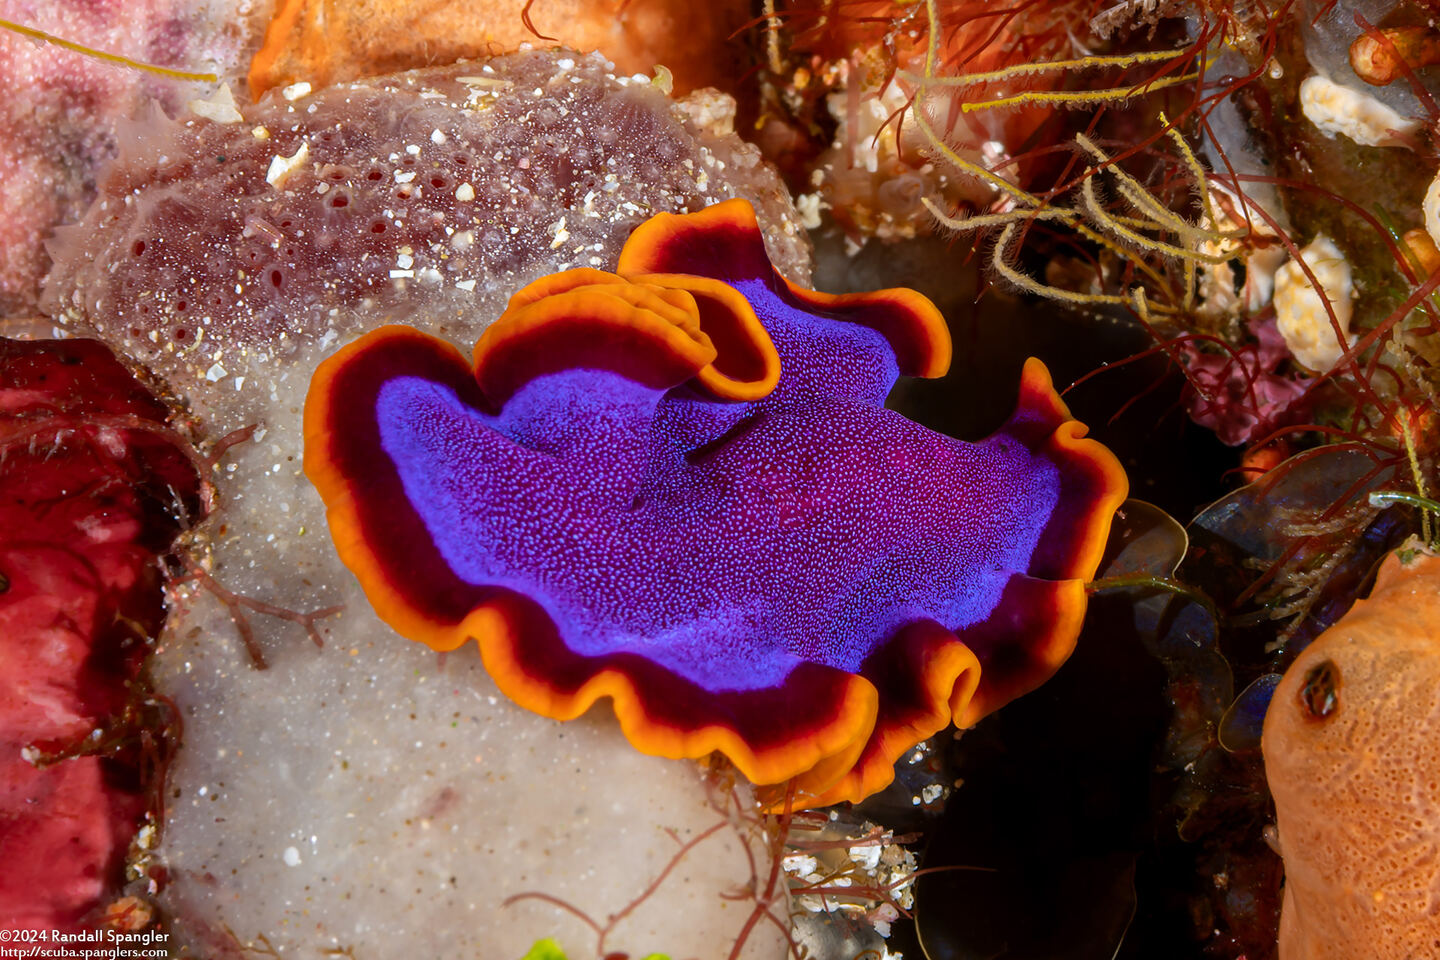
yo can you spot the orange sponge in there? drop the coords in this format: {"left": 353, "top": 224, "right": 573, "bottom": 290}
{"left": 248, "top": 0, "right": 750, "bottom": 100}
{"left": 1263, "top": 547, "right": 1440, "bottom": 959}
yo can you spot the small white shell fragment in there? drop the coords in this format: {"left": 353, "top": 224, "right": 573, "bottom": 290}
{"left": 282, "top": 846, "right": 302, "bottom": 867}
{"left": 281, "top": 81, "right": 313, "bottom": 101}
{"left": 1299, "top": 75, "right": 1420, "bottom": 148}
{"left": 849, "top": 844, "right": 882, "bottom": 871}
{"left": 782, "top": 853, "right": 820, "bottom": 876}
{"left": 795, "top": 191, "right": 825, "bottom": 231}
{"left": 456, "top": 75, "right": 510, "bottom": 88}
{"left": 1425, "top": 168, "right": 1440, "bottom": 250}
{"left": 265, "top": 141, "right": 309, "bottom": 190}
{"left": 1274, "top": 234, "right": 1356, "bottom": 372}
{"left": 549, "top": 216, "right": 570, "bottom": 249}
{"left": 188, "top": 83, "right": 244, "bottom": 124}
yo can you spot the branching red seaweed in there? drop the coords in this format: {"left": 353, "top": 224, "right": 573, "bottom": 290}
{"left": 501, "top": 768, "right": 797, "bottom": 959}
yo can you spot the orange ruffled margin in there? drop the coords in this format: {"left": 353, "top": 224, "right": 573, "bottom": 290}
{"left": 304, "top": 199, "right": 1127, "bottom": 807}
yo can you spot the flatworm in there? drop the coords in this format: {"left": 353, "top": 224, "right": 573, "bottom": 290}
{"left": 304, "top": 199, "right": 1127, "bottom": 804}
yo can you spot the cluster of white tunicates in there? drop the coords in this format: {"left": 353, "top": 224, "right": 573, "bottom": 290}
{"left": 1275, "top": 1, "right": 1428, "bottom": 371}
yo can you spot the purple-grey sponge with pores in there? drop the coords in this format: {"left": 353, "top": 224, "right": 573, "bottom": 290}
{"left": 42, "top": 48, "right": 804, "bottom": 397}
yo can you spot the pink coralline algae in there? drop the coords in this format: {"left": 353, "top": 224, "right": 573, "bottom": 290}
{"left": 0, "top": 338, "right": 199, "bottom": 929}
{"left": 0, "top": 1, "right": 241, "bottom": 316}
{"left": 1181, "top": 317, "right": 1310, "bottom": 446}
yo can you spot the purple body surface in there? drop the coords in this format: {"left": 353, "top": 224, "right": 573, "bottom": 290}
{"left": 306, "top": 199, "right": 1128, "bottom": 804}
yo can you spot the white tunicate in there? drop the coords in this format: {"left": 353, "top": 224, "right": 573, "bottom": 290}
{"left": 1273, "top": 234, "right": 1355, "bottom": 372}
{"left": 1424, "top": 168, "right": 1440, "bottom": 252}
{"left": 1299, "top": 74, "right": 1420, "bottom": 148}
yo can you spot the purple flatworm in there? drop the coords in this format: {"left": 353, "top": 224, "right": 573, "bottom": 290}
{"left": 304, "top": 198, "right": 1128, "bottom": 805}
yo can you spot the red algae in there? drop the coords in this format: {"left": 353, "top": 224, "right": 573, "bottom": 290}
{"left": 0, "top": 337, "right": 199, "bottom": 930}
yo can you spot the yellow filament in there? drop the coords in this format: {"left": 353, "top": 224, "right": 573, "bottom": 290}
{"left": 1401, "top": 409, "right": 1434, "bottom": 546}
{"left": 961, "top": 71, "right": 1202, "bottom": 113}
{"left": 1081, "top": 178, "right": 1233, "bottom": 266}
{"left": 899, "top": 46, "right": 1199, "bottom": 87}
{"left": 0, "top": 17, "right": 218, "bottom": 83}
{"left": 1076, "top": 134, "right": 1196, "bottom": 236}
{"left": 921, "top": 197, "right": 1069, "bottom": 232}
{"left": 910, "top": 0, "right": 1205, "bottom": 314}
{"left": 990, "top": 223, "right": 1132, "bottom": 307}
{"left": 1161, "top": 112, "right": 1220, "bottom": 232}
{"left": 988, "top": 221, "right": 1178, "bottom": 314}
{"left": 1069, "top": 219, "right": 1176, "bottom": 298}
{"left": 911, "top": 105, "right": 1042, "bottom": 206}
